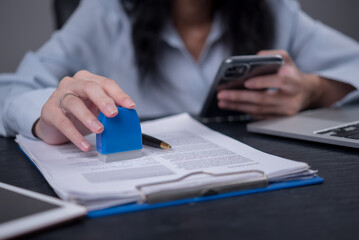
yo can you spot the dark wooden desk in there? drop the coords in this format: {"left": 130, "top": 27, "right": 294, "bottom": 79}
{"left": 1, "top": 121, "right": 359, "bottom": 240}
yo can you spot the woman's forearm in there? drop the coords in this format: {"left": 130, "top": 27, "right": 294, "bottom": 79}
{"left": 304, "top": 74, "right": 356, "bottom": 109}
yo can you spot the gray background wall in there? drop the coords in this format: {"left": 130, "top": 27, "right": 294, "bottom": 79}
{"left": 0, "top": 0, "right": 53, "bottom": 73}
{"left": 1, "top": 0, "right": 359, "bottom": 73}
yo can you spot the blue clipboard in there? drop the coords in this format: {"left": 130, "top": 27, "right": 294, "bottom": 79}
{"left": 88, "top": 176, "right": 324, "bottom": 218}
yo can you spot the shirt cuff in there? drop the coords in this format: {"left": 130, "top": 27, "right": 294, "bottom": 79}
{"left": 4, "top": 88, "right": 55, "bottom": 139}
{"left": 333, "top": 89, "right": 359, "bottom": 107}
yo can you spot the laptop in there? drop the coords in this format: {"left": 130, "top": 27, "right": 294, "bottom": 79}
{"left": 247, "top": 105, "right": 359, "bottom": 149}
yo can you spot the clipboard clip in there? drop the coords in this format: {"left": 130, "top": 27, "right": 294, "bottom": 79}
{"left": 136, "top": 170, "right": 268, "bottom": 204}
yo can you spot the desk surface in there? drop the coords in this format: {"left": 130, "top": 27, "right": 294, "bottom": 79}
{"left": 1, "top": 121, "right": 359, "bottom": 240}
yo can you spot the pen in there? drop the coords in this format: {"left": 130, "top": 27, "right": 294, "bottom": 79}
{"left": 142, "top": 134, "right": 171, "bottom": 149}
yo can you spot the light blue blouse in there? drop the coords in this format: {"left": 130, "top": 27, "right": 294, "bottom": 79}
{"left": 1, "top": 0, "right": 359, "bottom": 139}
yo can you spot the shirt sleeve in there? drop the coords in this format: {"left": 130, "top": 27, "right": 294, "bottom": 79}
{"left": 273, "top": 0, "right": 359, "bottom": 105}
{"left": 0, "top": 0, "right": 123, "bottom": 138}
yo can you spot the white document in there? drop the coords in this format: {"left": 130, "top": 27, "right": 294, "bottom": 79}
{"left": 16, "top": 113, "right": 315, "bottom": 210}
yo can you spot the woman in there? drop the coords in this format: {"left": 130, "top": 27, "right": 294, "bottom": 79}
{"left": 0, "top": 0, "right": 358, "bottom": 151}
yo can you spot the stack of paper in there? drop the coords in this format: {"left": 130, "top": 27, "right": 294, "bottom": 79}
{"left": 16, "top": 114, "right": 316, "bottom": 210}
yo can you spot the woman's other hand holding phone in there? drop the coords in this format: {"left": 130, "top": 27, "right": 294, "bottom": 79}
{"left": 217, "top": 50, "right": 355, "bottom": 120}
{"left": 34, "top": 70, "right": 136, "bottom": 151}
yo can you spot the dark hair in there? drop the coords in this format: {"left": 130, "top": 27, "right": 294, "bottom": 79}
{"left": 122, "top": 0, "right": 274, "bottom": 78}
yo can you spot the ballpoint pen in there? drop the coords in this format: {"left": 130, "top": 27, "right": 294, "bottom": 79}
{"left": 142, "top": 134, "right": 171, "bottom": 149}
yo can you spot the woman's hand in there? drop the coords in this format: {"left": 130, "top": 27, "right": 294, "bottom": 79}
{"left": 217, "top": 50, "right": 355, "bottom": 119}
{"left": 34, "top": 70, "right": 136, "bottom": 151}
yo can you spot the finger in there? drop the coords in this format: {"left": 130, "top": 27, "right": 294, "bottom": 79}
{"left": 61, "top": 94, "right": 104, "bottom": 134}
{"left": 71, "top": 81, "right": 119, "bottom": 118}
{"left": 217, "top": 90, "right": 281, "bottom": 106}
{"left": 257, "top": 49, "right": 294, "bottom": 65}
{"left": 100, "top": 79, "right": 136, "bottom": 109}
{"left": 84, "top": 99, "right": 100, "bottom": 116}
{"left": 50, "top": 108, "right": 91, "bottom": 151}
{"left": 244, "top": 75, "right": 297, "bottom": 93}
{"left": 73, "top": 70, "right": 136, "bottom": 108}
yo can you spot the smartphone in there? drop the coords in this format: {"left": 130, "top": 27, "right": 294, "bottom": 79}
{"left": 199, "top": 55, "right": 284, "bottom": 122}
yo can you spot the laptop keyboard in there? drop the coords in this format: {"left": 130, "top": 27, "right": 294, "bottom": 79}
{"left": 315, "top": 121, "right": 359, "bottom": 140}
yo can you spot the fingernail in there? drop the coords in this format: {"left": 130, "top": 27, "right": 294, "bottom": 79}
{"left": 124, "top": 98, "right": 136, "bottom": 108}
{"left": 92, "top": 120, "right": 103, "bottom": 132}
{"left": 106, "top": 104, "right": 118, "bottom": 115}
{"left": 81, "top": 140, "right": 90, "bottom": 151}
